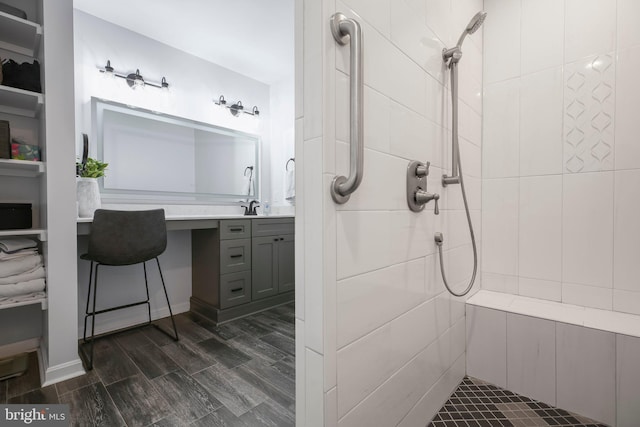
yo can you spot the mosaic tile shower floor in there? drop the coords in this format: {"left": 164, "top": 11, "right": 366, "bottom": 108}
{"left": 429, "top": 377, "right": 609, "bottom": 427}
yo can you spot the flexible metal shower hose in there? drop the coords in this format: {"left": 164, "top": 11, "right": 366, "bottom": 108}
{"left": 437, "top": 152, "right": 478, "bottom": 297}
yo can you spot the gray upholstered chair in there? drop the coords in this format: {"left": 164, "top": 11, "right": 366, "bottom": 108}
{"left": 80, "top": 209, "right": 179, "bottom": 370}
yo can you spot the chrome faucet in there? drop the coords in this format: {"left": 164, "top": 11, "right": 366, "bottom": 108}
{"left": 242, "top": 200, "right": 260, "bottom": 216}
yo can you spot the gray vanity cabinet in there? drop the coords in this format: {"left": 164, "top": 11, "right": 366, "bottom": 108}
{"left": 251, "top": 218, "right": 295, "bottom": 300}
{"left": 191, "top": 217, "right": 294, "bottom": 323}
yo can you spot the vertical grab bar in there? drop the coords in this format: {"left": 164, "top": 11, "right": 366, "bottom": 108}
{"left": 330, "top": 13, "right": 363, "bottom": 204}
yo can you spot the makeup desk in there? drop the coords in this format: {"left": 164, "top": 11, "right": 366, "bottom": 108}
{"left": 77, "top": 214, "right": 294, "bottom": 324}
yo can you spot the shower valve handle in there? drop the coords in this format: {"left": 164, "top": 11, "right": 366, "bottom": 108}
{"left": 415, "top": 161, "right": 430, "bottom": 177}
{"left": 415, "top": 190, "right": 440, "bottom": 215}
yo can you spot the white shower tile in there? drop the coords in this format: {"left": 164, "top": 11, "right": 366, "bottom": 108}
{"left": 390, "top": 0, "right": 446, "bottom": 83}
{"left": 613, "top": 290, "right": 640, "bottom": 316}
{"left": 397, "top": 354, "right": 465, "bottom": 427}
{"left": 564, "top": 0, "right": 616, "bottom": 64}
{"left": 338, "top": 336, "right": 450, "bottom": 427}
{"left": 483, "top": 0, "right": 520, "bottom": 83}
{"left": 482, "top": 272, "right": 518, "bottom": 294}
{"left": 389, "top": 210, "right": 441, "bottom": 265}
{"left": 483, "top": 79, "right": 519, "bottom": 178}
{"left": 520, "top": 68, "right": 564, "bottom": 176}
{"left": 390, "top": 299, "right": 439, "bottom": 372}
{"left": 390, "top": 48, "right": 428, "bottom": 117}
{"left": 458, "top": 101, "right": 482, "bottom": 147}
{"left": 337, "top": 324, "right": 394, "bottom": 418}
{"left": 306, "top": 348, "right": 324, "bottom": 427}
{"left": 556, "top": 323, "right": 615, "bottom": 426}
{"left": 325, "top": 388, "right": 338, "bottom": 427}
{"left": 336, "top": 211, "right": 392, "bottom": 279}
{"left": 363, "top": 87, "right": 391, "bottom": 154}
{"left": 615, "top": 46, "right": 640, "bottom": 170}
{"left": 519, "top": 175, "right": 562, "bottom": 282}
{"left": 614, "top": 170, "right": 640, "bottom": 293}
{"left": 521, "top": 0, "right": 564, "bottom": 75}
{"left": 618, "top": 0, "right": 640, "bottom": 49}
{"left": 518, "top": 277, "right": 561, "bottom": 302}
{"left": 425, "top": 0, "right": 453, "bottom": 47}
{"left": 562, "top": 282, "right": 613, "bottom": 310}
{"left": 335, "top": 71, "right": 349, "bottom": 144}
{"left": 340, "top": 0, "right": 391, "bottom": 37}
{"left": 388, "top": 101, "right": 433, "bottom": 162}
{"left": 482, "top": 178, "right": 519, "bottom": 276}
{"left": 335, "top": 148, "right": 406, "bottom": 211}
{"left": 562, "top": 172, "right": 614, "bottom": 288}
{"left": 449, "top": 316, "right": 466, "bottom": 365}
{"left": 458, "top": 43, "right": 483, "bottom": 115}
{"left": 304, "top": 138, "right": 325, "bottom": 353}
{"left": 617, "top": 334, "right": 640, "bottom": 427}
{"left": 295, "top": 118, "right": 305, "bottom": 321}
{"left": 506, "top": 313, "right": 556, "bottom": 406}
{"left": 466, "top": 305, "right": 507, "bottom": 387}
{"left": 296, "top": 319, "right": 306, "bottom": 426}
{"left": 337, "top": 258, "right": 426, "bottom": 348}
{"left": 435, "top": 292, "right": 451, "bottom": 335}
{"left": 303, "top": 0, "right": 323, "bottom": 140}
{"left": 563, "top": 54, "right": 615, "bottom": 173}
{"left": 425, "top": 76, "right": 448, "bottom": 129}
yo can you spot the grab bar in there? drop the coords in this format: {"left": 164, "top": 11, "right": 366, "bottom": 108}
{"left": 330, "top": 13, "right": 364, "bottom": 204}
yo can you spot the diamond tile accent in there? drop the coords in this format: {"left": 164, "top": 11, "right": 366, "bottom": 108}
{"left": 564, "top": 54, "right": 615, "bottom": 173}
{"left": 429, "top": 377, "right": 610, "bottom": 427}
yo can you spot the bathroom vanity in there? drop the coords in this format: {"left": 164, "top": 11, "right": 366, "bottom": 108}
{"left": 191, "top": 216, "right": 294, "bottom": 323}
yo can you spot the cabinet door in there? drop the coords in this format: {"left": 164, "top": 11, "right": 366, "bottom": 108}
{"left": 252, "top": 236, "right": 279, "bottom": 300}
{"left": 220, "top": 239, "right": 251, "bottom": 274}
{"left": 277, "top": 234, "right": 295, "bottom": 293}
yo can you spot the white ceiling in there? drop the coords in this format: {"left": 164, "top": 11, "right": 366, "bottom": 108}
{"left": 73, "top": 0, "right": 294, "bottom": 85}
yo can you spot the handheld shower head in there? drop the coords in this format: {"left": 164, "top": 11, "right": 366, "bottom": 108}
{"left": 456, "top": 11, "right": 486, "bottom": 47}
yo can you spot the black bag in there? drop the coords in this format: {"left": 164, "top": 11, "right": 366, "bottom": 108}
{"left": 1, "top": 59, "right": 41, "bottom": 93}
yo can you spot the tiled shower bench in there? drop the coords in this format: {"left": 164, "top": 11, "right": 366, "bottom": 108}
{"left": 465, "top": 290, "right": 640, "bottom": 427}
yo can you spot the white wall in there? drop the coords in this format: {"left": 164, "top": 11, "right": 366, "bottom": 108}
{"left": 482, "top": 0, "right": 640, "bottom": 315}
{"left": 296, "top": 0, "right": 484, "bottom": 424}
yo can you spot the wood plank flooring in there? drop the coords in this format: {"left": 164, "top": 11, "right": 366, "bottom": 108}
{"left": 0, "top": 302, "right": 295, "bottom": 426}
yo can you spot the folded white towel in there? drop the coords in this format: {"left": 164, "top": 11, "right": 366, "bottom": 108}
{"left": 0, "top": 255, "right": 43, "bottom": 278}
{"left": 285, "top": 169, "right": 295, "bottom": 202}
{"left": 0, "top": 278, "right": 45, "bottom": 297}
{"left": 0, "top": 238, "right": 37, "bottom": 254}
{"left": 0, "top": 265, "right": 45, "bottom": 286}
{"left": 0, "top": 291, "right": 46, "bottom": 306}
{"left": 0, "top": 249, "right": 38, "bottom": 261}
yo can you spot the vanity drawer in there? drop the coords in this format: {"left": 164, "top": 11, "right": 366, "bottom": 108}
{"left": 252, "top": 218, "right": 294, "bottom": 237}
{"left": 220, "top": 220, "right": 252, "bottom": 240}
{"left": 220, "top": 271, "right": 252, "bottom": 309}
{"left": 220, "top": 239, "right": 251, "bottom": 274}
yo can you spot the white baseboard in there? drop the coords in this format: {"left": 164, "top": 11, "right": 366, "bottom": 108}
{"left": 76, "top": 302, "right": 191, "bottom": 339}
{"left": 39, "top": 346, "right": 85, "bottom": 387}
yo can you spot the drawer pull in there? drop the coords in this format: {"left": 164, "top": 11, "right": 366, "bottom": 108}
{"left": 273, "top": 238, "right": 278, "bottom": 241}
{"left": 230, "top": 254, "right": 243, "bottom": 259}
{"left": 231, "top": 287, "right": 243, "bottom": 293}
{"left": 229, "top": 227, "right": 243, "bottom": 232}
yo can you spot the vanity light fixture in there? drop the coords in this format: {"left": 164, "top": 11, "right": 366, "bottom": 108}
{"left": 98, "top": 60, "right": 170, "bottom": 91}
{"left": 214, "top": 95, "right": 260, "bottom": 117}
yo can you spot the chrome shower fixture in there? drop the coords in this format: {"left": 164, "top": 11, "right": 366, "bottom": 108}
{"left": 435, "top": 11, "right": 485, "bottom": 298}
{"left": 442, "top": 11, "right": 487, "bottom": 68}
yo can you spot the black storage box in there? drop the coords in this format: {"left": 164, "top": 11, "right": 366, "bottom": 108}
{"left": 0, "top": 203, "right": 32, "bottom": 230}
{"left": 0, "top": 120, "right": 9, "bottom": 159}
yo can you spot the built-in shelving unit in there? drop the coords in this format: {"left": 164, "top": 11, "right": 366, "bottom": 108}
{"left": 0, "top": 296, "right": 47, "bottom": 311}
{"left": 0, "top": 11, "right": 42, "bottom": 56}
{"left": 0, "top": 229, "right": 47, "bottom": 241}
{"left": 0, "top": 158, "right": 45, "bottom": 177}
{"left": 0, "top": 85, "right": 43, "bottom": 118}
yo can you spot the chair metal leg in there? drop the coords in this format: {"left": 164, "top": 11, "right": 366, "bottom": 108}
{"left": 80, "top": 263, "right": 100, "bottom": 371}
{"left": 83, "top": 261, "right": 94, "bottom": 343}
{"left": 155, "top": 257, "right": 179, "bottom": 341}
{"left": 143, "top": 262, "right": 152, "bottom": 326}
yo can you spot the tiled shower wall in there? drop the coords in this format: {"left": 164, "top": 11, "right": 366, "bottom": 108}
{"left": 482, "top": 0, "right": 640, "bottom": 314}
{"left": 296, "top": 0, "right": 483, "bottom": 425}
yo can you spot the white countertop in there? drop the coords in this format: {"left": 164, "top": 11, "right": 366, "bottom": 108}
{"left": 77, "top": 214, "right": 294, "bottom": 223}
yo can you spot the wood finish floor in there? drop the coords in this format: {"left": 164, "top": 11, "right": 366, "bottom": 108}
{"left": 0, "top": 302, "right": 295, "bottom": 426}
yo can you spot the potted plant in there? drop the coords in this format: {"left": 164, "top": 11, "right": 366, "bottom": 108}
{"left": 76, "top": 157, "right": 108, "bottom": 218}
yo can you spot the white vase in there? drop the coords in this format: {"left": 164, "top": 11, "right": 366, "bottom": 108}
{"left": 77, "top": 177, "right": 101, "bottom": 218}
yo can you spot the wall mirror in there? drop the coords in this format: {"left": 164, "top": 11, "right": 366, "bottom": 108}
{"left": 93, "top": 98, "right": 260, "bottom": 203}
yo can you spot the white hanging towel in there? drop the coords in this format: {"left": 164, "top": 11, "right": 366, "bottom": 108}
{"left": 285, "top": 168, "right": 295, "bottom": 202}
